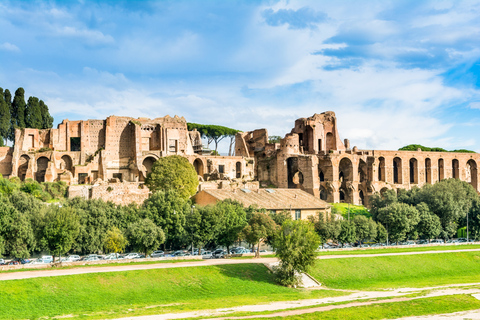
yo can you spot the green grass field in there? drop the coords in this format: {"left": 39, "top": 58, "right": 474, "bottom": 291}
{"left": 330, "top": 203, "right": 371, "bottom": 218}
{"left": 247, "top": 294, "right": 480, "bottom": 320}
{"left": 0, "top": 264, "right": 344, "bottom": 320}
{"left": 316, "top": 244, "right": 480, "bottom": 256}
{"left": 310, "top": 251, "right": 480, "bottom": 290}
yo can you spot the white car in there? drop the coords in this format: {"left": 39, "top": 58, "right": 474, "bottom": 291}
{"left": 124, "top": 253, "right": 141, "bottom": 259}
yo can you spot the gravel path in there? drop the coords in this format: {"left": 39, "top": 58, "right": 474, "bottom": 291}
{"left": 2, "top": 248, "right": 480, "bottom": 281}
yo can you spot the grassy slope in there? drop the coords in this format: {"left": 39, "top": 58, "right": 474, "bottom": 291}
{"left": 316, "top": 244, "right": 480, "bottom": 256}
{"left": 330, "top": 203, "right": 370, "bottom": 218}
{"left": 310, "top": 251, "right": 480, "bottom": 290}
{"left": 250, "top": 294, "right": 480, "bottom": 320}
{"left": 0, "top": 264, "right": 343, "bottom": 320}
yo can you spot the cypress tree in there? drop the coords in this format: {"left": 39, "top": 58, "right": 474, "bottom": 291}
{"left": 26, "top": 96, "right": 42, "bottom": 129}
{"left": 12, "top": 87, "right": 26, "bottom": 129}
{"left": 0, "top": 88, "right": 11, "bottom": 146}
{"left": 39, "top": 100, "right": 53, "bottom": 129}
{"left": 3, "top": 89, "right": 14, "bottom": 143}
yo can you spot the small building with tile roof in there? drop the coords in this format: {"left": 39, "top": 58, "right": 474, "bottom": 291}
{"left": 193, "top": 188, "right": 330, "bottom": 220}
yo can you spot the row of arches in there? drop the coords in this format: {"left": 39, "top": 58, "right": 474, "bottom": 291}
{"left": 17, "top": 154, "right": 73, "bottom": 182}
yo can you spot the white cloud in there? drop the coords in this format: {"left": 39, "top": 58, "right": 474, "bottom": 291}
{"left": 0, "top": 42, "right": 20, "bottom": 52}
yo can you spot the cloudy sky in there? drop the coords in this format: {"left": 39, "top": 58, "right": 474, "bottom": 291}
{"left": 1, "top": 0, "right": 480, "bottom": 153}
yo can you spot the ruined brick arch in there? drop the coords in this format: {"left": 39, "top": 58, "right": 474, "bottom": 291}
{"left": 425, "top": 158, "right": 432, "bottom": 184}
{"left": 359, "top": 189, "right": 365, "bottom": 205}
{"left": 60, "top": 155, "right": 73, "bottom": 172}
{"left": 319, "top": 185, "right": 327, "bottom": 201}
{"left": 379, "top": 186, "right": 390, "bottom": 196}
{"left": 140, "top": 155, "right": 159, "bottom": 181}
{"left": 378, "top": 157, "right": 386, "bottom": 182}
{"left": 438, "top": 158, "right": 445, "bottom": 180}
{"left": 36, "top": 156, "right": 49, "bottom": 182}
{"left": 287, "top": 157, "right": 302, "bottom": 188}
{"left": 326, "top": 132, "right": 335, "bottom": 151}
{"left": 319, "top": 170, "right": 325, "bottom": 182}
{"left": 409, "top": 158, "right": 418, "bottom": 184}
{"left": 193, "top": 158, "right": 205, "bottom": 178}
{"left": 339, "top": 157, "right": 353, "bottom": 182}
{"left": 452, "top": 159, "right": 460, "bottom": 179}
{"left": 467, "top": 159, "right": 477, "bottom": 190}
{"left": 358, "top": 159, "right": 367, "bottom": 182}
{"left": 393, "top": 157, "right": 402, "bottom": 184}
{"left": 318, "top": 159, "right": 334, "bottom": 182}
{"left": 18, "top": 154, "right": 30, "bottom": 181}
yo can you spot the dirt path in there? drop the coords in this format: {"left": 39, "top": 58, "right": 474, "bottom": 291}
{"left": 2, "top": 248, "right": 480, "bottom": 281}
{"left": 114, "top": 284, "right": 480, "bottom": 320}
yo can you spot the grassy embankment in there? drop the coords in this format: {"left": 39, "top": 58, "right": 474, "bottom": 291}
{"left": 316, "top": 244, "right": 480, "bottom": 256}
{"left": 0, "top": 264, "right": 343, "bottom": 320}
{"left": 247, "top": 294, "right": 480, "bottom": 320}
{"left": 310, "top": 251, "right": 480, "bottom": 290}
{"left": 330, "top": 203, "right": 370, "bottom": 218}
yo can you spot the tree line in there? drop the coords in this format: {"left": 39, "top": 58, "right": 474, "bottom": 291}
{"left": 0, "top": 87, "right": 54, "bottom": 146}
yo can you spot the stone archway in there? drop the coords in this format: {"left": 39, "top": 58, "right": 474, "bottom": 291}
{"left": 438, "top": 158, "right": 445, "bottom": 180}
{"left": 235, "top": 161, "right": 242, "bottom": 179}
{"left": 18, "top": 154, "right": 30, "bottom": 181}
{"left": 409, "top": 158, "right": 418, "bottom": 184}
{"left": 36, "top": 156, "right": 49, "bottom": 182}
{"left": 467, "top": 159, "right": 477, "bottom": 190}
{"left": 393, "top": 157, "right": 402, "bottom": 184}
{"left": 378, "top": 157, "right": 386, "bottom": 182}
{"left": 60, "top": 155, "right": 73, "bottom": 172}
{"left": 358, "top": 159, "right": 367, "bottom": 182}
{"left": 141, "top": 156, "right": 157, "bottom": 181}
{"left": 194, "top": 158, "right": 205, "bottom": 178}
{"left": 339, "top": 158, "right": 353, "bottom": 182}
{"left": 452, "top": 159, "right": 460, "bottom": 179}
{"left": 425, "top": 158, "right": 432, "bottom": 184}
{"left": 287, "top": 157, "right": 302, "bottom": 189}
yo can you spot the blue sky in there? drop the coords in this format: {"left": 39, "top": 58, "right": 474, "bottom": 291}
{"left": 1, "top": 0, "right": 480, "bottom": 153}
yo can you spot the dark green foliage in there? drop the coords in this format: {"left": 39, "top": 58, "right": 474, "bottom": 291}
{"left": 399, "top": 144, "right": 475, "bottom": 153}
{"left": 338, "top": 219, "right": 356, "bottom": 244}
{"left": 187, "top": 122, "right": 239, "bottom": 154}
{"left": 268, "top": 135, "right": 282, "bottom": 144}
{"left": 213, "top": 200, "right": 247, "bottom": 253}
{"left": 273, "top": 219, "right": 320, "bottom": 286}
{"left": 145, "top": 155, "right": 199, "bottom": 200}
{"left": 184, "top": 205, "right": 220, "bottom": 252}
{"left": 12, "top": 87, "right": 26, "bottom": 129}
{"left": 242, "top": 212, "right": 277, "bottom": 257}
{"left": 0, "top": 88, "right": 10, "bottom": 146}
{"left": 3, "top": 89, "right": 14, "bottom": 143}
{"left": 26, "top": 96, "right": 42, "bottom": 129}
{"left": 43, "top": 181, "right": 68, "bottom": 200}
{"left": 313, "top": 212, "right": 340, "bottom": 245}
{"left": 416, "top": 202, "right": 442, "bottom": 240}
{"left": 39, "top": 100, "right": 53, "bottom": 129}
{"left": 353, "top": 215, "right": 371, "bottom": 243}
{"left": 40, "top": 206, "right": 80, "bottom": 261}
{"left": 270, "top": 210, "right": 292, "bottom": 226}
{"left": 127, "top": 218, "right": 165, "bottom": 256}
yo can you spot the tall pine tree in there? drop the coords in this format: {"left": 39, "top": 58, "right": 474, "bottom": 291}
{"left": 3, "top": 89, "right": 14, "bottom": 143}
{"left": 26, "top": 96, "right": 42, "bottom": 129}
{"left": 0, "top": 88, "right": 10, "bottom": 146}
{"left": 12, "top": 87, "right": 26, "bottom": 129}
{"left": 39, "top": 100, "right": 53, "bottom": 129}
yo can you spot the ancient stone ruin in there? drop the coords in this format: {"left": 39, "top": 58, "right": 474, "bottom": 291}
{"left": 0, "top": 111, "right": 478, "bottom": 206}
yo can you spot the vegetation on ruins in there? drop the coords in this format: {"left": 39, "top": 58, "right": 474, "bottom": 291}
{"left": 273, "top": 219, "right": 320, "bottom": 286}
{"left": 187, "top": 122, "right": 240, "bottom": 155}
{"left": 0, "top": 86, "right": 53, "bottom": 145}
{"left": 145, "top": 155, "right": 199, "bottom": 200}
{"left": 268, "top": 135, "right": 282, "bottom": 144}
{"left": 399, "top": 144, "right": 475, "bottom": 153}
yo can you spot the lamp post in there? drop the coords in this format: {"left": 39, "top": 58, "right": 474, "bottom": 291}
{"left": 467, "top": 210, "right": 469, "bottom": 243}
{"left": 191, "top": 205, "right": 195, "bottom": 256}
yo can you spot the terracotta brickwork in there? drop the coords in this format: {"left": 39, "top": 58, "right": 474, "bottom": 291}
{"left": 235, "top": 111, "right": 480, "bottom": 207}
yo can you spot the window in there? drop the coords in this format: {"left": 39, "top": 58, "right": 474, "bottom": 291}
{"left": 219, "top": 165, "right": 225, "bottom": 174}
{"left": 78, "top": 173, "right": 88, "bottom": 184}
{"left": 270, "top": 210, "right": 276, "bottom": 214}
{"left": 28, "top": 134, "right": 34, "bottom": 148}
{"left": 295, "top": 210, "right": 301, "bottom": 220}
{"left": 113, "top": 173, "right": 123, "bottom": 182}
{"left": 70, "top": 137, "right": 81, "bottom": 151}
{"left": 169, "top": 139, "right": 178, "bottom": 153}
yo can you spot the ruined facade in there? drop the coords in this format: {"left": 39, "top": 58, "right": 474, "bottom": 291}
{"left": 1, "top": 111, "right": 478, "bottom": 207}
{"left": 236, "top": 111, "right": 480, "bottom": 207}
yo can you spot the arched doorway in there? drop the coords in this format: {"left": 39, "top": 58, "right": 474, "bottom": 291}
{"left": 193, "top": 158, "right": 204, "bottom": 177}
{"left": 359, "top": 190, "right": 365, "bottom": 205}
{"left": 452, "top": 159, "right": 459, "bottom": 179}
{"left": 60, "top": 155, "right": 73, "bottom": 172}
{"left": 393, "top": 157, "right": 402, "bottom": 184}
{"left": 425, "top": 158, "right": 432, "bottom": 184}
{"left": 18, "top": 155, "right": 30, "bottom": 181}
{"left": 378, "top": 157, "right": 386, "bottom": 182}
{"left": 36, "top": 157, "right": 49, "bottom": 182}
{"left": 438, "top": 158, "right": 444, "bottom": 180}
{"left": 235, "top": 161, "right": 242, "bottom": 179}
{"left": 287, "top": 157, "right": 302, "bottom": 188}
{"left": 142, "top": 156, "right": 157, "bottom": 180}
{"left": 409, "top": 158, "right": 418, "bottom": 184}
{"left": 339, "top": 158, "right": 353, "bottom": 182}
{"left": 358, "top": 159, "right": 367, "bottom": 182}
{"left": 319, "top": 170, "right": 325, "bottom": 182}
{"left": 339, "top": 189, "right": 346, "bottom": 202}
{"left": 467, "top": 159, "right": 477, "bottom": 190}
{"left": 320, "top": 186, "right": 327, "bottom": 201}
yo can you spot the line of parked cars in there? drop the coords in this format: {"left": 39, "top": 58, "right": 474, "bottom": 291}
{"left": 319, "top": 238, "right": 478, "bottom": 250}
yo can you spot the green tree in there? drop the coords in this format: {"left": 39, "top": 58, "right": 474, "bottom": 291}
{"left": 142, "top": 190, "right": 189, "bottom": 248}
{"left": 104, "top": 227, "right": 127, "bottom": 258}
{"left": 268, "top": 135, "right": 282, "bottom": 144}
{"left": 376, "top": 222, "right": 387, "bottom": 243}
{"left": 187, "top": 123, "right": 240, "bottom": 155}
{"left": 3, "top": 89, "right": 14, "bottom": 143}
{"left": 338, "top": 219, "right": 356, "bottom": 244}
{"left": 41, "top": 206, "right": 80, "bottom": 261}
{"left": 214, "top": 200, "right": 247, "bottom": 253}
{"left": 270, "top": 210, "right": 292, "bottom": 226}
{"left": 26, "top": 96, "right": 42, "bottom": 129}
{"left": 0, "top": 195, "right": 35, "bottom": 258}
{"left": 242, "top": 212, "right": 277, "bottom": 258}
{"left": 145, "top": 155, "right": 199, "bottom": 200}
{"left": 273, "top": 220, "right": 321, "bottom": 286}
{"left": 0, "top": 88, "right": 10, "bottom": 146}
{"left": 416, "top": 202, "right": 442, "bottom": 241}
{"left": 353, "top": 215, "right": 370, "bottom": 244}
{"left": 39, "top": 100, "right": 53, "bottom": 129}
{"left": 127, "top": 218, "right": 165, "bottom": 256}
{"left": 376, "top": 202, "right": 419, "bottom": 242}
{"left": 184, "top": 205, "right": 220, "bottom": 254}
{"left": 12, "top": 87, "right": 26, "bottom": 129}
{"left": 370, "top": 189, "right": 398, "bottom": 220}
{"left": 313, "top": 212, "right": 341, "bottom": 246}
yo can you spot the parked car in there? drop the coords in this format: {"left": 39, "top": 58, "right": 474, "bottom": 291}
{"left": 151, "top": 250, "right": 165, "bottom": 258}
{"left": 69, "top": 255, "right": 81, "bottom": 261}
{"left": 173, "top": 250, "right": 189, "bottom": 257}
{"left": 41, "top": 256, "right": 53, "bottom": 263}
{"left": 84, "top": 256, "right": 100, "bottom": 261}
{"left": 431, "top": 239, "right": 444, "bottom": 244}
{"left": 212, "top": 249, "right": 226, "bottom": 258}
{"left": 124, "top": 253, "right": 141, "bottom": 259}
{"left": 201, "top": 251, "right": 213, "bottom": 259}
{"left": 0, "top": 259, "right": 5, "bottom": 265}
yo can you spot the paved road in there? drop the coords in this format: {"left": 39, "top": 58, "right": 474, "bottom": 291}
{"left": 2, "top": 248, "right": 480, "bottom": 281}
